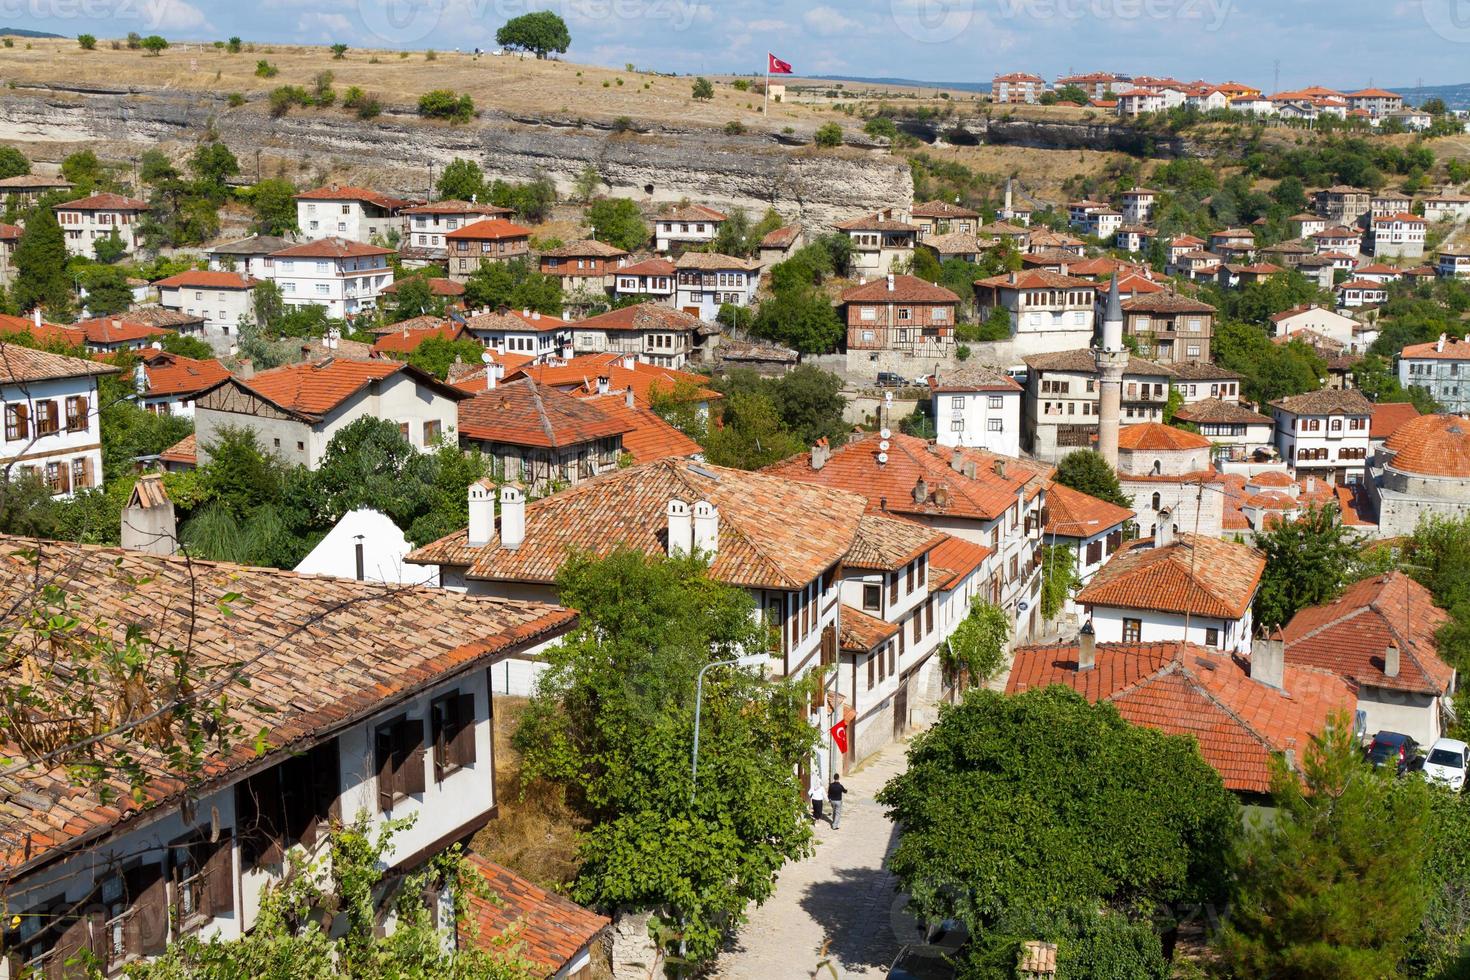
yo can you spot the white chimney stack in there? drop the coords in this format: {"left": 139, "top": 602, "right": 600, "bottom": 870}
{"left": 499, "top": 484, "right": 525, "bottom": 551}
{"left": 467, "top": 478, "right": 496, "bottom": 547}
{"left": 1078, "top": 620, "right": 1096, "bottom": 670}
{"left": 32, "top": 307, "right": 41, "bottom": 328}
{"left": 1384, "top": 643, "right": 1400, "bottom": 679}
{"left": 887, "top": 273, "right": 895, "bottom": 291}
{"left": 692, "top": 500, "right": 719, "bottom": 556}
{"left": 1156, "top": 514, "right": 1175, "bottom": 549}
{"left": 597, "top": 375, "right": 610, "bottom": 395}
{"left": 811, "top": 437, "right": 830, "bottom": 470}
{"left": 667, "top": 499, "right": 692, "bottom": 556}
{"left": 1250, "top": 632, "right": 1286, "bottom": 690}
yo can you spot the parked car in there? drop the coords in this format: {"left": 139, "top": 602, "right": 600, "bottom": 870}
{"left": 1423, "top": 737, "right": 1468, "bottom": 792}
{"left": 876, "top": 371, "right": 905, "bottom": 387}
{"left": 911, "top": 374, "right": 934, "bottom": 387}
{"left": 1367, "top": 731, "right": 1421, "bottom": 775}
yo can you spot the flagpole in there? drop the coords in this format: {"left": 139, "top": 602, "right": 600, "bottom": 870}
{"left": 764, "top": 53, "right": 770, "bottom": 115}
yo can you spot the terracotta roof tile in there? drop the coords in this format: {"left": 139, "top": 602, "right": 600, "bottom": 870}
{"left": 458, "top": 378, "right": 632, "bottom": 449}
{"left": 541, "top": 238, "right": 628, "bottom": 258}
{"left": 572, "top": 303, "right": 708, "bottom": 333}
{"left": 54, "top": 192, "right": 148, "bottom": 211}
{"left": 576, "top": 393, "right": 702, "bottom": 463}
{"left": 1007, "top": 641, "right": 1353, "bottom": 793}
{"left": 1076, "top": 533, "right": 1265, "bottom": 620}
{"left": 759, "top": 225, "right": 803, "bottom": 249}
{"left": 928, "top": 365, "right": 1021, "bottom": 393}
{"left": 659, "top": 204, "right": 727, "bottom": 223}
{"left": 399, "top": 199, "right": 511, "bottom": 217}
{"left": 1269, "top": 389, "right": 1373, "bottom": 416}
{"left": 462, "top": 855, "right": 608, "bottom": 975}
{"left": 840, "top": 604, "right": 901, "bottom": 653}
{"left": 840, "top": 275, "right": 958, "bottom": 304}
{"left": 845, "top": 515, "right": 947, "bottom": 571}
{"left": 513, "top": 354, "right": 719, "bottom": 407}
{"left": 1383, "top": 413, "right": 1470, "bottom": 477}
{"left": 294, "top": 184, "right": 411, "bottom": 210}
{"left": 270, "top": 237, "right": 394, "bottom": 259}
{"left": 1117, "top": 422, "right": 1212, "bottom": 451}
{"left": 1173, "top": 398, "right": 1271, "bottom": 425}
{"left": 227, "top": 358, "right": 465, "bottom": 421}
{"left": 74, "top": 317, "right": 175, "bottom": 345}
{"left": 911, "top": 200, "right": 981, "bottom": 219}
{"left": 1120, "top": 292, "right": 1217, "bottom": 314}
{"left": 1371, "top": 402, "right": 1422, "bottom": 439}
{"left": 1402, "top": 337, "right": 1470, "bottom": 361}
{"left": 0, "top": 537, "right": 575, "bottom": 875}
{"left": 380, "top": 277, "right": 465, "bottom": 297}
{"left": 1284, "top": 572, "right": 1452, "bottom": 695}
{"left": 976, "top": 269, "right": 1096, "bottom": 291}
{"left": 674, "top": 252, "right": 760, "bottom": 272}
{"left": 160, "top": 432, "right": 197, "bottom": 465}
{"left": 921, "top": 232, "right": 994, "bottom": 255}
{"left": 1043, "top": 483, "right": 1133, "bottom": 539}
{"left": 1023, "top": 348, "right": 1175, "bottom": 376}
{"left": 136, "top": 350, "right": 231, "bottom": 397}
{"left": 370, "top": 321, "right": 469, "bottom": 354}
{"left": 446, "top": 219, "right": 533, "bottom": 241}
{"left": 152, "top": 270, "right": 259, "bottom": 290}
{"left": 0, "top": 343, "right": 118, "bottom": 384}
{"left": 410, "top": 461, "right": 865, "bottom": 591}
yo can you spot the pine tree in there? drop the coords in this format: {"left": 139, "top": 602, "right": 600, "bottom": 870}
{"left": 12, "top": 206, "right": 71, "bottom": 314}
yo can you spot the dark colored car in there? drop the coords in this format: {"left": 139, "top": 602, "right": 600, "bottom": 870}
{"left": 1367, "top": 731, "right": 1421, "bottom": 774}
{"left": 876, "top": 371, "right": 905, "bottom": 387}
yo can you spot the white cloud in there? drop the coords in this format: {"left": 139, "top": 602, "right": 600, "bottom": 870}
{"left": 802, "top": 5, "right": 866, "bottom": 36}
{"left": 140, "top": 0, "right": 210, "bottom": 31}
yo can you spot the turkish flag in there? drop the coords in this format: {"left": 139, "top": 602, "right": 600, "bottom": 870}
{"left": 768, "top": 53, "right": 793, "bottom": 75}
{"left": 829, "top": 719, "right": 849, "bottom": 754}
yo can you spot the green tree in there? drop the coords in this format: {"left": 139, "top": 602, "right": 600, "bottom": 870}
{"left": 248, "top": 177, "right": 298, "bottom": 235}
{"left": 160, "top": 333, "right": 215, "bottom": 360}
{"left": 226, "top": 36, "right": 241, "bottom": 53}
{"left": 1040, "top": 544, "right": 1082, "bottom": 619}
{"left": 140, "top": 34, "right": 168, "bottom": 55}
{"left": 942, "top": 597, "right": 1010, "bottom": 684}
{"left": 92, "top": 226, "right": 127, "bottom": 264}
{"left": 1215, "top": 716, "right": 1431, "bottom": 978}
{"left": 1213, "top": 320, "right": 1327, "bottom": 405}
{"left": 878, "top": 687, "right": 1238, "bottom": 979}
{"left": 571, "top": 162, "right": 600, "bottom": 204}
{"left": 514, "top": 549, "right": 817, "bottom": 965}
{"left": 0, "top": 146, "right": 28, "bottom": 180}
{"left": 189, "top": 139, "right": 240, "bottom": 202}
{"left": 407, "top": 336, "right": 485, "bottom": 380}
{"left": 330, "top": 42, "right": 348, "bottom": 59}
{"left": 703, "top": 390, "right": 805, "bottom": 469}
{"left": 11, "top": 205, "right": 71, "bottom": 314}
{"left": 1053, "top": 450, "right": 1132, "bottom": 509}
{"left": 60, "top": 149, "right": 105, "bottom": 195}
{"left": 77, "top": 33, "right": 96, "bottom": 50}
{"left": 691, "top": 76, "right": 714, "bottom": 100}
{"left": 418, "top": 89, "right": 475, "bottom": 122}
{"left": 495, "top": 10, "right": 571, "bottom": 59}
{"left": 386, "top": 274, "right": 445, "bottom": 322}
{"left": 250, "top": 280, "right": 285, "bottom": 335}
{"left": 1252, "top": 504, "right": 1366, "bottom": 630}
{"left": 750, "top": 287, "right": 843, "bottom": 354}
{"left": 436, "top": 158, "right": 487, "bottom": 202}
{"left": 813, "top": 122, "right": 843, "bottom": 148}
{"left": 585, "top": 197, "right": 648, "bottom": 252}
{"left": 461, "top": 258, "right": 561, "bottom": 314}
{"left": 96, "top": 382, "right": 193, "bottom": 483}
{"left": 79, "top": 265, "right": 135, "bottom": 316}
{"left": 1053, "top": 83, "right": 1090, "bottom": 104}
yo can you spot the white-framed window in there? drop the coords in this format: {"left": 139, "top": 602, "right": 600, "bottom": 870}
{"left": 988, "top": 396, "right": 1003, "bottom": 409}
{"left": 860, "top": 307, "right": 877, "bottom": 321}
{"left": 950, "top": 419, "right": 964, "bottom": 432}
{"left": 987, "top": 419, "right": 1003, "bottom": 432}
{"left": 950, "top": 396, "right": 965, "bottom": 410}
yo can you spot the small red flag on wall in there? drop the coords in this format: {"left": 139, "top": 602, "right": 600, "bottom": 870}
{"left": 829, "top": 719, "right": 849, "bottom": 754}
{"left": 768, "top": 53, "right": 793, "bottom": 74}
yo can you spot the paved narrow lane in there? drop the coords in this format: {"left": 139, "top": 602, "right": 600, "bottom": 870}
{"left": 716, "top": 736, "right": 918, "bottom": 979}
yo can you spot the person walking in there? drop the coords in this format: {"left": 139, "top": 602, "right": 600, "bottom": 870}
{"left": 809, "top": 781, "right": 824, "bottom": 823}
{"left": 827, "top": 775, "right": 848, "bottom": 829}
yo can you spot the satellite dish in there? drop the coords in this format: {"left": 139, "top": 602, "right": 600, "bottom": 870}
{"left": 880, "top": 427, "right": 892, "bottom": 439}
{"left": 150, "top": 341, "right": 163, "bottom": 350}
{"left": 879, "top": 440, "right": 890, "bottom": 452}
{"left": 877, "top": 452, "right": 889, "bottom": 465}
{"left": 481, "top": 350, "right": 494, "bottom": 364}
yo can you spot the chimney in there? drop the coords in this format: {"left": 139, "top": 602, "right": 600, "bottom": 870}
{"left": 1156, "top": 518, "right": 1175, "bottom": 549}
{"left": 622, "top": 353, "right": 636, "bottom": 370}
{"left": 1078, "top": 620, "right": 1096, "bottom": 670}
{"left": 1384, "top": 643, "right": 1400, "bottom": 679}
{"left": 667, "top": 499, "right": 693, "bottom": 556}
{"left": 354, "top": 534, "right": 365, "bottom": 581}
{"left": 1010, "top": 270, "right": 1018, "bottom": 285}
{"left": 1305, "top": 476, "right": 1316, "bottom": 495}
{"left": 625, "top": 386, "right": 635, "bottom": 409}
{"left": 912, "top": 476, "right": 929, "bottom": 504}
{"left": 499, "top": 484, "right": 526, "bottom": 551}
{"left": 887, "top": 273, "right": 895, "bottom": 291}
{"left": 1438, "top": 333, "right": 1447, "bottom": 352}
{"left": 1250, "top": 631, "right": 1286, "bottom": 690}
{"left": 236, "top": 357, "right": 255, "bottom": 380}
{"left": 993, "top": 458, "right": 1007, "bottom": 479}
{"left": 692, "top": 500, "right": 719, "bottom": 555}
{"left": 467, "top": 478, "right": 495, "bottom": 547}
{"left": 596, "top": 375, "right": 610, "bottom": 395}
{"left": 963, "top": 460, "right": 977, "bottom": 480}
{"left": 32, "top": 307, "right": 41, "bottom": 328}
{"left": 811, "top": 437, "right": 830, "bottom": 470}
{"left": 950, "top": 452, "right": 965, "bottom": 473}
{"left": 120, "top": 474, "right": 177, "bottom": 556}
{"left": 522, "top": 308, "right": 531, "bottom": 318}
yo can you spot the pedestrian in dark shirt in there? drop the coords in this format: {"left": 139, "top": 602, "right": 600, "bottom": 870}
{"left": 828, "top": 776, "right": 848, "bottom": 829}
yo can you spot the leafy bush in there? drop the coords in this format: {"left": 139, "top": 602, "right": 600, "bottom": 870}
{"left": 813, "top": 123, "right": 843, "bottom": 147}
{"left": 254, "top": 59, "right": 277, "bottom": 77}
{"left": 732, "top": 78, "right": 749, "bottom": 92}
{"left": 226, "top": 36, "right": 241, "bottom": 53}
{"left": 417, "top": 89, "right": 475, "bottom": 123}
{"left": 330, "top": 42, "right": 347, "bottom": 59}
{"left": 226, "top": 92, "right": 245, "bottom": 107}
{"left": 724, "top": 120, "right": 746, "bottom": 135}
{"left": 342, "top": 86, "right": 381, "bottom": 119}
{"left": 139, "top": 35, "right": 168, "bottom": 55}
{"left": 267, "top": 85, "right": 311, "bottom": 119}
{"left": 863, "top": 115, "right": 899, "bottom": 140}
{"left": 77, "top": 34, "right": 96, "bottom": 50}
{"left": 691, "top": 77, "right": 714, "bottom": 100}
{"left": 126, "top": 31, "right": 141, "bottom": 48}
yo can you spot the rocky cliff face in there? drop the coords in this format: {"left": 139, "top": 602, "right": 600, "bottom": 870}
{"left": 0, "top": 85, "right": 913, "bottom": 225}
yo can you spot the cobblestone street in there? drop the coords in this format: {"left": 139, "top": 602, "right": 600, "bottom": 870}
{"left": 716, "top": 735, "right": 918, "bottom": 979}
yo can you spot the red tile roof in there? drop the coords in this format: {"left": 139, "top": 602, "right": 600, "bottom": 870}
{"left": 763, "top": 431, "right": 1049, "bottom": 522}
{"left": 540, "top": 238, "right": 629, "bottom": 258}
{"left": 463, "top": 309, "right": 569, "bottom": 334}
{"left": 1383, "top": 413, "right": 1470, "bottom": 478}
{"left": 1043, "top": 483, "right": 1133, "bottom": 539}
{"left": 928, "top": 535, "right": 991, "bottom": 590}
{"left": 845, "top": 515, "right": 947, "bottom": 571}
{"left": 1371, "top": 401, "right": 1421, "bottom": 439}
{"left": 409, "top": 458, "right": 867, "bottom": 591}
{"left": 1173, "top": 399, "right": 1271, "bottom": 426}
{"left": 1402, "top": 337, "right": 1470, "bottom": 361}
{"left": 1007, "top": 641, "right": 1354, "bottom": 793}
{"left": 840, "top": 275, "right": 959, "bottom": 304}
{"left": 759, "top": 225, "right": 803, "bottom": 249}
{"left": 73, "top": 317, "right": 175, "bottom": 345}
{"left": 0, "top": 222, "right": 21, "bottom": 241}
{"left": 370, "top": 320, "right": 470, "bottom": 355}
{"left": 976, "top": 269, "right": 1097, "bottom": 291}
{"left": 659, "top": 204, "right": 727, "bottom": 223}
{"left": 911, "top": 200, "right": 981, "bottom": 219}
{"left": 294, "top": 184, "right": 411, "bottom": 210}
{"left": 458, "top": 378, "right": 633, "bottom": 449}
{"left": 928, "top": 365, "right": 1021, "bottom": 393}
{"left": 1117, "top": 422, "right": 1212, "bottom": 451}
{"left": 160, "top": 432, "right": 197, "bottom": 466}
{"left": 270, "top": 237, "right": 394, "bottom": 259}
{"left": 446, "top": 219, "right": 533, "bottom": 241}
{"left": 462, "top": 855, "right": 608, "bottom": 976}
{"left": 136, "top": 350, "right": 231, "bottom": 397}
{"left": 227, "top": 358, "right": 465, "bottom": 421}
{"left": 1283, "top": 572, "right": 1452, "bottom": 695}
{"left": 400, "top": 199, "right": 511, "bottom": 216}
{"left": 1076, "top": 533, "right": 1265, "bottom": 620}
{"left": 572, "top": 304, "right": 707, "bottom": 333}
{"left": 54, "top": 192, "right": 148, "bottom": 211}
{"left": 0, "top": 536, "right": 574, "bottom": 876}
{"left": 380, "top": 277, "right": 465, "bottom": 297}
{"left": 840, "top": 604, "right": 901, "bottom": 653}
{"left": 575, "top": 392, "right": 703, "bottom": 463}
{"left": 152, "top": 270, "right": 259, "bottom": 290}
{"left": 513, "top": 354, "right": 720, "bottom": 407}
{"left": 0, "top": 343, "right": 118, "bottom": 384}
{"left": 1269, "top": 389, "right": 1373, "bottom": 416}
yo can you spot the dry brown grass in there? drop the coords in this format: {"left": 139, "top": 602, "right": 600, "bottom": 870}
{"left": 472, "top": 696, "right": 586, "bottom": 893}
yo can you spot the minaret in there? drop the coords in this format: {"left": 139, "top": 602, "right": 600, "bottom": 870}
{"left": 1095, "top": 276, "right": 1128, "bottom": 468}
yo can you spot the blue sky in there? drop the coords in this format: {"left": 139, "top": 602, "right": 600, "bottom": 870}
{"left": 8, "top": 0, "right": 1469, "bottom": 90}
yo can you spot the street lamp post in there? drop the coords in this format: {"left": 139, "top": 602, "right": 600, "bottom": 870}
{"left": 690, "top": 653, "right": 767, "bottom": 803}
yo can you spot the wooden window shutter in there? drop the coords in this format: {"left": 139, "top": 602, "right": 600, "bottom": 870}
{"left": 46, "top": 901, "right": 92, "bottom": 980}
{"left": 202, "top": 833, "right": 234, "bottom": 919}
{"left": 450, "top": 693, "right": 477, "bottom": 768}
{"left": 375, "top": 722, "right": 399, "bottom": 811}
{"left": 398, "top": 718, "right": 427, "bottom": 797}
{"left": 305, "top": 740, "right": 341, "bottom": 843}
{"left": 124, "top": 864, "right": 168, "bottom": 957}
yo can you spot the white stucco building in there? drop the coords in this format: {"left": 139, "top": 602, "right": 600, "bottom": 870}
{"left": 929, "top": 366, "right": 1023, "bottom": 457}
{"left": 53, "top": 192, "right": 149, "bottom": 258}
{"left": 295, "top": 184, "right": 410, "bottom": 244}
{"left": 265, "top": 238, "right": 396, "bottom": 319}
{"left": 0, "top": 343, "right": 115, "bottom": 497}
{"left": 295, "top": 508, "right": 440, "bottom": 585}
{"left": 155, "top": 270, "right": 259, "bottom": 336}
{"left": 1270, "top": 389, "right": 1374, "bottom": 485}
